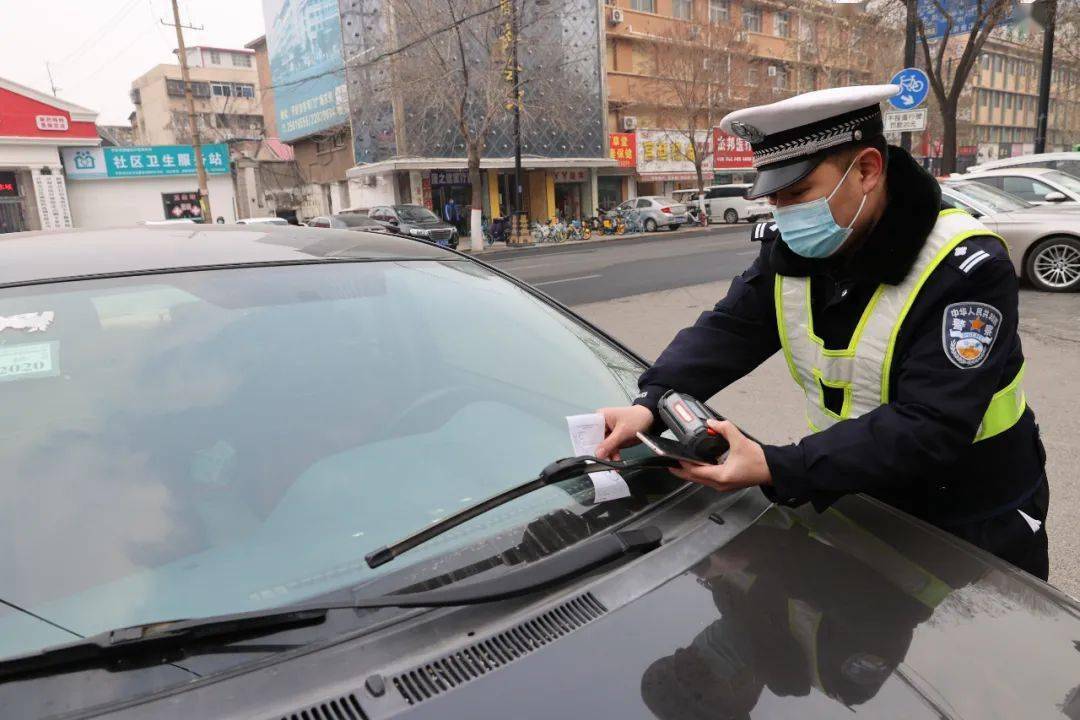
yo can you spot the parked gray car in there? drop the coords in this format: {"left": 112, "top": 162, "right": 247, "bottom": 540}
{"left": 615, "top": 196, "right": 689, "bottom": 231}
{"left": 963, "top": 167, "right": 1080, "bottom": 207}
{"left": 941, "top": 179, "right": 1080, "bottom": 292}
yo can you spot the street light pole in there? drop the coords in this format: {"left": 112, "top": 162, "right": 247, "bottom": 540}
{"left": 1034, "top": 0, "right": 1057, "bottom": 154}
{"left": 901, "top": 0, "right": 918, "bottom": 153}
{"left": 511, "top": 0, "right": 524, "bottom": 242}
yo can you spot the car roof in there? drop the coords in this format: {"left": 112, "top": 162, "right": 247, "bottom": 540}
{"left": 0, "top": 225, "right": 451, "bottom": 288}
{"left": 967, "top": 151, "right": 1079, "bottom": 171}
{"left": 965, "top": 167, "right": 1056, "bottom": 178}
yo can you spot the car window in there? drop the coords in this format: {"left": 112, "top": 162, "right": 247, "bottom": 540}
{"left": 944, "top": 181, "right": 1032, "bottom": 213}
{"left": 334, "top": 214, "right": 380, "bottom": 228}
{"left": 975, "top": 176, "right": 1006, "bottom": 191}
{"left": 0, "top": 262, "right": 647, "bottom": 661}
{"left": 940, "top": 191, "right": 980, "bottom": 217}
{"left": 636, "top": 198, "right": 652, "bottom": 209}
{"left": 1054, "top": 160, "right": 1080, "bottom": 177}
{"left": 1043, "top": 170, "right": 1080, "bottom": 196}
{"left": 1001, "top": 176, "right": 1055, "bottom": 202}
{"left": 654, "top": 197, "right": 679, "bottom": 206}
{"left": 705, "top": 188, "right": 722, "bottom": 199}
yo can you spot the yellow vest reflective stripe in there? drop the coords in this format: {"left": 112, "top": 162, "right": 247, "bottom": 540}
{"left": 775, "top": 208, "right": 1025, "bottom": 443}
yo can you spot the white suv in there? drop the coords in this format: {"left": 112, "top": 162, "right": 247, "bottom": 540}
{"left": 689, "top": 184, "right": 773, "bottom": 224}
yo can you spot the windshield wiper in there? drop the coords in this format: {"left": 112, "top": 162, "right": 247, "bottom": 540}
{"left": 365, "top": 453, "right": 678, "bottom": 569}
{"left": 0, "top": 523, "right": 661, "bottom": 683}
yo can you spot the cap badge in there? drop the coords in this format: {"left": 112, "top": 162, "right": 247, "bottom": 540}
{"left": 730, "top": 121, "right": 765, "bottom": 143}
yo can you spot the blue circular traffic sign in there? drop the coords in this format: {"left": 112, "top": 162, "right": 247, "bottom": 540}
{"left": 889, "top": 68, "right": 929, "bottom": 109}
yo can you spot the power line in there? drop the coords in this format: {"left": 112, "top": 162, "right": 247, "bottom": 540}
{"left": 56, "top": 0, "right": 145, "bottom": 67}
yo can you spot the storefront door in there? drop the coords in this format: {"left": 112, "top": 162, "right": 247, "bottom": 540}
{"left": 0, "top": 171, "right": 26, "bottom": 234}
{"left": 430, "top": 170, "right": 472, "bottom": 233}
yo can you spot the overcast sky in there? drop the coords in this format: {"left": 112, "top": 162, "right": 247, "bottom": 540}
{"left": 3, "top": 0, "right": 266, "bottom": 124}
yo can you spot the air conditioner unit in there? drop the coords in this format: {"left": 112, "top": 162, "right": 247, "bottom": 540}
{"left": 362, "top": 175, "right": 376, "bottom": 187}
{"left": 767, "top": 65, "right": 777, "bottom": 77}
{"left": 610, "top": 7, "right": 624, "bottom": 24}
{"left": 622, "top": 116, "right": 638, "bottom": 131}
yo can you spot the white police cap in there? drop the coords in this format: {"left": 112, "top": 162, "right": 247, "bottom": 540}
{"left": 720, "top": 85, "right": 901, "bottom": 199}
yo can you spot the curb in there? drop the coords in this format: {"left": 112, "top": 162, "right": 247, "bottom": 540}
{"left": 461, "top": 222, "right": 747, "bottom": 260}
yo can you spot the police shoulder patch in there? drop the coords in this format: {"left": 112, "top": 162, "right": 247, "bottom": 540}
{"left": 942, "top": 302, "right": 1002, "bottom": 369}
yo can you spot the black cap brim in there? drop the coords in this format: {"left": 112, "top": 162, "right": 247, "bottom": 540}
{"left": 746, "top": 151, "right": 828, "bottom": 200}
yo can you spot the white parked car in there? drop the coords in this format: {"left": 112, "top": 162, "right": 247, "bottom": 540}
{"left": 236, "top": 217, "right": 289, "bottom": 226}
{"left": 963, "top": 167, "right": 1080, "bottom": 207}
{"left": 966, "top": 151, "right": 1080, "bottom": 177}
{"left": 674, "top": 185, "right": 772, "bottom": 225}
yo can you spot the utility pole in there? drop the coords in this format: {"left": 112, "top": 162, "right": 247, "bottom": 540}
{"left": 510, "top": 0, "right": 524, "bottom": 243}
{"left": 1033, "top": 0, "right": 1058, "bottom": 154}
{"left": 901, "top": 0, "right": 918, "bottom": 153}
{"left": 45, "top": 62, "right": 60, "bottom": 97}
{"left": 164, "top": 0, "right": 212, "bottom": 222}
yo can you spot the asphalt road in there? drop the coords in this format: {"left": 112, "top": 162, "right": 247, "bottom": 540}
{"left": 487, "top": 225, "right": 756, "bottom": 305}
{"left": 490, "top": 229, "right": 1080, "bottom": 597}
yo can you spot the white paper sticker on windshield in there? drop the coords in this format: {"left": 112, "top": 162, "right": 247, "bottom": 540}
{"left": 0, "top": 311, "right": 54, "bottom": 334}
{"left": 566, "top": 413, "right": 630, "bottom": 503}
{"left": 0, "top": 342, "right": 59, "bottom": 382}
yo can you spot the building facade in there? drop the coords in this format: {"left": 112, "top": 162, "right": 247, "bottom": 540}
{"left": 129, "top": 46, "right": 264, "bottom": 146}
{"left": 603, "top": 0, "right": 895, "bottom": 198}
{"left": 0, "top": 77, "right": 99, "bottom": 234}
{"left": 968, "top": 34, "right": 1080, "bottom": 162}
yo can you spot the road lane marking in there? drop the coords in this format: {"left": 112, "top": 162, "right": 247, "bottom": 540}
{"left": 534, "top": 274, "right": 602, "bottom": 286}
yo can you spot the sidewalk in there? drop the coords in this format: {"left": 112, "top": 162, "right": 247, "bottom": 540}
{"left": 456, "top": 221, "right": 738, "bottom": 260}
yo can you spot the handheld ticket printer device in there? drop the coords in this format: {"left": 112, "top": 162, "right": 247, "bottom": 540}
{"left": 637, "top": 390, "right": 729, "bottom": 465}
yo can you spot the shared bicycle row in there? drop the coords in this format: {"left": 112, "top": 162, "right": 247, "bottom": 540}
{"left": 481, "top": 207, "right": 701, "bottom": 247}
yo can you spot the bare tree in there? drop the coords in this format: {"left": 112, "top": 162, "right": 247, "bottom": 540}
{"left": 650, "top": 11, "right": 751, "bottom": 215}
{"left": 917, "top": 0, "right": 1013, "bottom": 174}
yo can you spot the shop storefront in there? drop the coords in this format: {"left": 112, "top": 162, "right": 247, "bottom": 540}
{"left": 429, "top": 169, "right": 472, "bottom": 232}
{"left": 61, "top": 143, "right": 236, "bottom": 226}
{"left": 0, "top": 77, "right": 99, "bottom": 233}
{"left": 712, "top": 128, "right": 756, "bottom": 186}
{"left": 552, "top": 169, "right": 588, "bottom": 220}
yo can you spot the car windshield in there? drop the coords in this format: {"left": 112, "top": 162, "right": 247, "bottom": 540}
{"left": 397, "top": 205, "right": 440, "bottom": 223}
{"left": 335, "top": 214, "right": 379, "bottom": 227}
{"left": 0, "top": 261, "right": 645, "bottom": 661}
{"left": 945, "top": 181, "right": 1033, "bottom": 213}
{"left": 1044, "top": 170, "right": 1080, "bottom": 195}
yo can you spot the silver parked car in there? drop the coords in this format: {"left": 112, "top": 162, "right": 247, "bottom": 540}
{"left": 615, "top": 196, "right": 689, "bottom": 231}
{"left": 963, "top": 167, "right": 1080, "bottom": 207}
{"left": 941, "top": 179, "right": 1080, "bottom": 292}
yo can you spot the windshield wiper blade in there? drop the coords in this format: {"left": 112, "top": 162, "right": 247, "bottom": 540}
{"left": 365, "top": 454, "right": 677, "bottom": 569}
{"left": 0, "top": 524, "right": 661, "bottom": 684}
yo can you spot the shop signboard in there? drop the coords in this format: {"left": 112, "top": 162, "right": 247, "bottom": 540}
{"left": 608, "top": 133, "right": 637, "bottom": 168}
{"left": 637, "top": 129, "right": 713, "bottom": 175}
{"left": 62, "top": 144, "right": 230, "bottom": 180}
{"left": 712, "top": 129, "right": 754, "bottom": 169}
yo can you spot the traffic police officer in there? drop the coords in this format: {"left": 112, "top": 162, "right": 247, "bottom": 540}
{"left": 595, "top": 85, "right": 1050, "bottom": 579}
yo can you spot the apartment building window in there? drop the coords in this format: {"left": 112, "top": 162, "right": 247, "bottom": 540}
{"left": 775, "top": 11, "right": 790, "bottom": 37}
{"left": 991, "top": 91, "right": 1000, "bottom": 108}
{"left": 1005, "top": 93, "right": 1013, "bottom": 109}
{"left": 234, "top": 83, "right": 255, "bottom": 98}
{"left": 993, "top": 54, "right": 1003, "bottom": 72}
{"left": 747, "top": 62, "right": 759, "bottom": 86}
{"left": 166, "top": 79, "right": 185, "bottom": 97}
{"left": 980, "top": 53, "right": 990, "bottom": 70}
{"left": 672, "top": 0, "right": 691, "bottom": 19}
{"left": 799, "top": 18, "right": 817, "bottom": 44}
{"left": 801, "top": 67, "right": 816, "bottom": 92}
{"left": 742, "top": 4, "right": 762, "bottom": 33}
{"left": 209, "top": 49, "right": 222, "bottom": 65}
{"left": 211, "top": 82, "right": 233, "bottom": 97}
{"left": 979, "top": 89, "right": 988, "bottom": 106}
{"left": 709, "top": 0, "right": 729, "bottom": 23}
{"left": 232, "top": 53, "right": 252, "bottom": 67}
{"left": 629, "top": 0, "right": 655, "bottom": 12}
{"left": 774, "top": 65, "right": 789, "bottom": 90}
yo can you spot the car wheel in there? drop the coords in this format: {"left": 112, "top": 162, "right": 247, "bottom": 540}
{"left": 644, "top": 218, "right": 658, "bottom": 232}
{"left": 1026, "top": 236, "right": 1080, "bottom": 292}
{"left": 724, "top": 209, "right": 739, "bottom": 224}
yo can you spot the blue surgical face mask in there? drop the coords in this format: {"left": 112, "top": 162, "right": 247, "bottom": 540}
{"left": 772, "top": 156, "right": 867, "bottom": 259}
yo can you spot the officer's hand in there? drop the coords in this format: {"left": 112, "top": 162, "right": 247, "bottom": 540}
{"left": 594, "top": 405, "right": 654, "bottom": 461}
{"left": 669, "top": 419, "right": 772, "bottom": 491}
